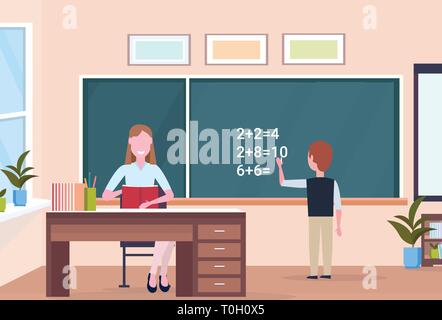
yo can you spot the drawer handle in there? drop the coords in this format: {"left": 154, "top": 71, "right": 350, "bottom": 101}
{"left": 214, "top": 282, "right": 225, "bottom": 286}
{"left": 214, "top": 265, "right": 225, "bottom": 268}
{"left": 214, "top": 247, "right": 225, "bottom": 251}
{"left": 214, "top": 229, "right": 225, "bottom": 233}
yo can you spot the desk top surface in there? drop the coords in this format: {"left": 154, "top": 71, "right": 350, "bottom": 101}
{"left": 47, "top": 207, "right": 245, "bottom": 214}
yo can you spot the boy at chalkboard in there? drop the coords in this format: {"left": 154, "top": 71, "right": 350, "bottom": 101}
{"left": 276, "top": 140, "right": 342, "bottom": 279}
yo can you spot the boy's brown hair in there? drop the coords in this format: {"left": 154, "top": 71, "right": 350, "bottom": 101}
{"left": 309, "top": 140, "right": 333, "bottom": 172}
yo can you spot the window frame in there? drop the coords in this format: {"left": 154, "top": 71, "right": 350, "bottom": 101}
{"left": 0, "top": 23, "right": 33, "bottom": 200}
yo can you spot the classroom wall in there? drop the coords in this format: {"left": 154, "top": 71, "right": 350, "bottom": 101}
{"left": 0, "top": 0, "right": 45, "bottom": 285}
{"left": 29, "top": 0, "right": 442, "bottom": 266}
{"left": 0, "top": 209, "right": 46, "bottom": 286}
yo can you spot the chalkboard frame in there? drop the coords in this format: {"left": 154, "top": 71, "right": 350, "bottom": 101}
{"left": 80, "top": 75, "right": 404, "bottom": 204}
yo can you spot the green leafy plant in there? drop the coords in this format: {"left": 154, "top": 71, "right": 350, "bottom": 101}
{"left": 388, "top": 197, "right": 433, "bottom": 248}
{"left": 1, "top": 150, "right": 37, "bottom": 190}
{"left": 0, "top": 188, "right": 5, "bottom": 198}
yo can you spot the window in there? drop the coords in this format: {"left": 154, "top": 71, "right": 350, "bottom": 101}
{"left": 0, "top": 24, "right": 32, "bottom": 203}
{"left": 414, "top": 64, "right": 442, "bottom": 200}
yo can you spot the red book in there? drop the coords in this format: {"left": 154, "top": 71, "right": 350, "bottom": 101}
{"left": 121, "top": 186, "right": 161, "bottom": 209}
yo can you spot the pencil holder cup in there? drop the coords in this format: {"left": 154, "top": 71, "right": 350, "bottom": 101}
{"left": 84, "top": 188, "right": 96, "bottom": 211}
{"left": 0, "top": 198, "right": 6, "bottom": 212}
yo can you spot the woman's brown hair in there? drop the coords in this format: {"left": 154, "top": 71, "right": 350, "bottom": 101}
{"left": 125, "top": 124, "right": 157, "bottom": 165}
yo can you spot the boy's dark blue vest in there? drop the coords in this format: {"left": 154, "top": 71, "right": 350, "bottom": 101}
{"left": 306, "top": 177, "right": 335, "bottom": 217}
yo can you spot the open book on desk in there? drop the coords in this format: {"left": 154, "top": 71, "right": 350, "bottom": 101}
{"left": 121, "top": 185, "right": 166, "bottom": 209}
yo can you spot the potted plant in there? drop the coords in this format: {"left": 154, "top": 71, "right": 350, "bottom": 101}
{"left": 0, "top": 188, "right": 6, "bottom": 212}
{"left": 388, "top": 196, "right": 433, "bottom": 268}
{"left": 430, "top": 243, "right": 439, "bottom": 259}
{"left": 1, "top": 150, "right": 37, "bottom": 206}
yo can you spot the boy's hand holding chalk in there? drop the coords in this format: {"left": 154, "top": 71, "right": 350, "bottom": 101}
{"left": 276, "top": 157, "right": 283, "bottom": 168}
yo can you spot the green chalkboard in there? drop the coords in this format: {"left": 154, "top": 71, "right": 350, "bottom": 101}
{"left": 83, "top": 78, "right": 186, "bottom": 197}
{"left": 83, "top": 77, "right": 399, "bottom": 199}
{"left": 190, "top": 78, "right": 399, "bottom": 198}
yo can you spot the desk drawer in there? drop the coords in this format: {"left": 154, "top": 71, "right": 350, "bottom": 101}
{"left": 198, "top": 224, "right": 241, "bottom": 240}
{"left": 198, "top": 277, "right": 241, "bottom": 293}
{"left": 198, "top": 260, "right": 241, "bottom": 275}
{"left": 198, "top": 243, "right": 241, "bottom": 258}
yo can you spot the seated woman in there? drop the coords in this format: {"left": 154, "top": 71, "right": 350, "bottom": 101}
{"left": 102, "top": 124, "right": 174, "bottom": 293}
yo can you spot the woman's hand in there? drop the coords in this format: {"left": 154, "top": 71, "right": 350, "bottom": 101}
{"left": 139, "top": 201, "right": 152, "bottom": 209}
{"left": 102, "top": 189, "right": 122, "bottom": 199}
{"left": 139, "top": 190, "right": 174, "bottom": 209}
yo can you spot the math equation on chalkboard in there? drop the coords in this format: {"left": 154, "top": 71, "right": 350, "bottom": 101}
{"left": 235, "top": 128, "right": 288, "bottom": 177}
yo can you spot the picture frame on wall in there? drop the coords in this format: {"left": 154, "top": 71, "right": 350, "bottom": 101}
{"left": 205, "top": 34, "right": 267, "bottom": 65}
{"left": 128, "top": 34, "right": 190, "bottom": 65}
{"left": 283, "top": 34, "right": 345, "bottom": 65}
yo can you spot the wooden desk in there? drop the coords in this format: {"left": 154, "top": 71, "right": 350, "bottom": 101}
{"left": 46, "top": 208, "right": 246, "bottom": 297}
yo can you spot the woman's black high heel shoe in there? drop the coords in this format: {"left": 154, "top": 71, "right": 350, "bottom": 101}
{"left": 159, "top": 275, "right": 171, "bottom": 292}
{"left": 147, "top": 273, "right": 157, "bottom": 293}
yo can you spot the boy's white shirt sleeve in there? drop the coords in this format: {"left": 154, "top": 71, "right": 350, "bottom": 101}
{"left": 281, "top": 179, "right": 307, "bottom": 188}
{"left": 334, "top": 180, "right": 342, "bottom": 210}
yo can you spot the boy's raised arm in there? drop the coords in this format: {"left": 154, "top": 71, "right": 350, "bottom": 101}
{"left": 276, "top": 157, "right": 307, "bottom": 188}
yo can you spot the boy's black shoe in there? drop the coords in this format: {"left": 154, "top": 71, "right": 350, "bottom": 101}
{"left": 320, "top": 275, "right": 332, "bottom": 279}
{"left": 306, "top": 275, "right": 318, "bottom": 280}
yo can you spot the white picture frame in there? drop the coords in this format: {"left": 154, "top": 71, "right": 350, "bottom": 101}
{"left": 283, "top": 34, "right": 345, "bottom": 65}
{"left": 128, "top": 34, "right": 190, "bottom": 65}
{"left": 205, "top": 34, "right": 267, "bottom": 65}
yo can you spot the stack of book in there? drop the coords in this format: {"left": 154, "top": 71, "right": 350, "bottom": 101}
{"left": 51, "top": 183, "right": 84, "bottom": 211}
{"left": 429, "top": 222, "right": 442, "bottom": 239}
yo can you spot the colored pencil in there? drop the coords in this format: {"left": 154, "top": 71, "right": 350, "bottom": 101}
{"left": 92, "top": 176, "right": 97, "bottom": 189}
{"left": 84, "top": 178, "right": 88, "bottom": 188}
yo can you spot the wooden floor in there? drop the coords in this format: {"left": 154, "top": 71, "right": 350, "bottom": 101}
{"left": 0, "top": 266, "right": 441, "bottom": 299}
